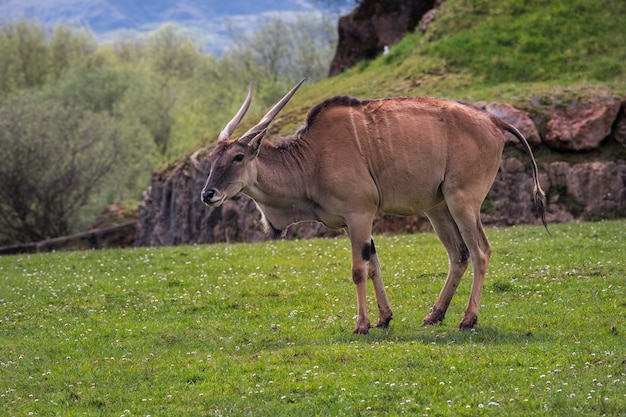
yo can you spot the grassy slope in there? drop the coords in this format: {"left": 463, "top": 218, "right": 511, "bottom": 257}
{"left": 1, "top": 221, "right": 625, "bottom": 415}
{"left": 261, "top": 0, "right": 626, "bottom": 138}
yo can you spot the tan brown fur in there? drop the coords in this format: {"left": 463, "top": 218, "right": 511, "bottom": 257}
{"left": 201, "top": 82, "right": 546, "bottom": 334}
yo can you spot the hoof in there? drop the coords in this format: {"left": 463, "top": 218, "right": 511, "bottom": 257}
{"left": 353, "top": 318, "right": 371, "bottom": 335}
{"left": 459, "top": 315, "right": 477, "bottom": 331}
{"left": 353, "top": 326, "right": 370, "bottom": 335}
{"left": 375, "top": 314, "right": 393, "bottom": 328}
{"left": 423, "top": 307, "right": 446, "bottom": 326}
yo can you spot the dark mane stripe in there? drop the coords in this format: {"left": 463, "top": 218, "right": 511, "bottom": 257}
{"left": 302, "top": 95, "right": 454, "bottom": 130}
{"left": 304, "top": 96, "right": 374, "bottom": 129}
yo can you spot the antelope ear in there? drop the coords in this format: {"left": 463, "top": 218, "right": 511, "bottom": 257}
{"left": 246, "top": 129, "right": 267, "bottom": 155}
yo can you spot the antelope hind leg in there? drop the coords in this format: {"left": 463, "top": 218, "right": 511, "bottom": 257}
{"left": 445, "top": 200, "right": 492, "bottom": 331}
{"left": 367, "top": 238, "right": 393, "bottom": 328}
{"left": 423, "top": 203, "right": 470, "bottom": 326}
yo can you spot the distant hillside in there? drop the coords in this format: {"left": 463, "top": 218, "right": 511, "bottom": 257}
{"left": 0, "top": 0, "right": 351, "bottom": 55}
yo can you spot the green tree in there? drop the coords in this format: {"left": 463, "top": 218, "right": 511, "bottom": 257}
{"left": 116, "top": 77, "right": 177, "bottom": 157}
{"left": 145, "top": 24, "right": 202, "bottom": 80}
{"left": 225, "top": 15, "right": 338, "bottom": 84}
{"left": 38, "top": 66, "right": 137, "bottom": 114}
{"left": 0, "top": 95, "right": 124, "bottom": 244}
{"left": 0, "top": 19, "right": 96, "bottom": 97}
{"left": 48, "top": 24, "right": 97, "bottom": 78}
{"left": 0, "top": 19, "right": 48, "bottom": 95}
{"left": 106, "top": 25, "right": 207, "bottom": 158}
{"left": 31, "top": 66, "right": 159, "bottom": 207}
{"left": 111, "top": 38, "right": 146, "bottom": 66}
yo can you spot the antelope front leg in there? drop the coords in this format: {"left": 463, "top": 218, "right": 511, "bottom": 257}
{"left": 350, "top": 233, "right": 374, "bottom": 334}
{"left": 353, "top": 265, "right": 370, "bottom": 334}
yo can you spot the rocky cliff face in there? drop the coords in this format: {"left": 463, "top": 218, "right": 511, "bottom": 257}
{"left": 328, "top": 0, "right": 437, "bottom": 76}
{"left": 135, "top": 96, "right": 626, "bottom": 247}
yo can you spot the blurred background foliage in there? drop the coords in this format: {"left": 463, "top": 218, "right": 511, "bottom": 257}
{"left": 0, "top": 15, "right": 337, "bottom": 244}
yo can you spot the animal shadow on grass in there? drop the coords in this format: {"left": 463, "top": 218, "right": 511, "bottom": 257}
{"left": 340, "top": 324, "right": 553, "bottom": 347}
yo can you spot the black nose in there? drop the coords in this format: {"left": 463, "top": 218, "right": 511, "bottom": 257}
{"left": 201, "top": 189, "right": 215, "bottom": 203}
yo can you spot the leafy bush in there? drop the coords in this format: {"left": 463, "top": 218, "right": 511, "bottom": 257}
{"left": 0, "top": 95, "right": 124, "bottom": 243}
{"left": 0, "top": 19, "right": 96, "bottom": 97}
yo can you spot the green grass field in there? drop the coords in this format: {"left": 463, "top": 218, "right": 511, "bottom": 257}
{"left": 1, "top": 221, "right": 625, "bottom": 416}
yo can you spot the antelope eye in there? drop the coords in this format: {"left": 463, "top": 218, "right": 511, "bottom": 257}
{"left": 232, "top": 154, "right": 244, "bottom": 162}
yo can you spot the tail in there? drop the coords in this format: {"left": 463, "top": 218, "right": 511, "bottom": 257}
{"left": 497, "top": 120, "right": 549, "bottom": 233}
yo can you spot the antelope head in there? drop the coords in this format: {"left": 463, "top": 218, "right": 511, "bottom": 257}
{"left": 201, "top": 80, "right": 304, "bottom": 207}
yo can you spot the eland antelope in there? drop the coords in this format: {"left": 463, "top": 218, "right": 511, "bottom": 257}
{"left": 201, "top": 80, "right": 547, "bottom": 334}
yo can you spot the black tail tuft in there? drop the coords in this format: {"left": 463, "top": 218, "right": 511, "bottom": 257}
{"left": 534, "top": 186, "right": 550, "bottom": 235}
